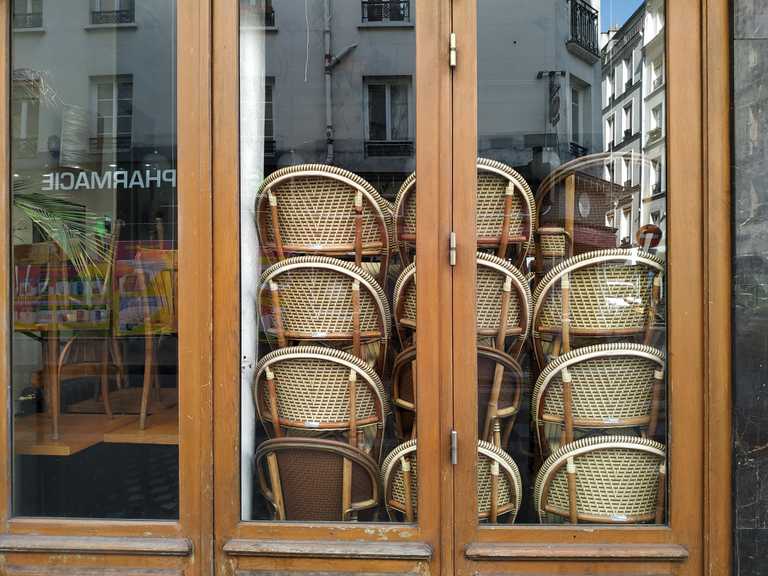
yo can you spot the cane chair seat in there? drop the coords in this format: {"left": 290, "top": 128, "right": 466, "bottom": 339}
{"left": 392, "top": 345, "right": 524, "bottom": 446}
{"left": 382, "top": 439, "right": 523, "bottom": 523}
{"left": 259, "top": 256, "right": 391, "bottom": 370}
{"left": 253, "top": 346, "right": 389, "bottom": 459}
{"left": 532, "top": 343, "right": 666, "bottom": 454}
{"left": 255, "top": 437, "right": 380, "bottom": 521}
{"left": 392, "top": 161, "right": 536, "bottom": 267}
{"left": 255, "top": 164, "right": 393, "bottom": 284}
{"left": 534, "top": 435, "right": 666, "bottom": 524}
{"left": 532, "top": 249, "right": 665, "bottom": 367}
{"left": 394, "top": 254, "right": 532, "bottom": 356}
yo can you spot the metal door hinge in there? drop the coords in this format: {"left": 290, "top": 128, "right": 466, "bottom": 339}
{"left": 450, "top": 430, "right": 458, "bottom": 465}
{"left": 449, "top": 231, "right": 457, "bottom": 266}
{"left": 449, "top": 33, "right": 457, "bottom": 68}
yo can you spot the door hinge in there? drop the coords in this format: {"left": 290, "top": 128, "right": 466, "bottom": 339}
{"left": 449, "top": 32, "right": 457, "bottom": 68}
{"left": 449, "top": 231, "right": 457, "bottom": 266}
{"left": 450, "top": 430, "right": 458, "bottom": 465}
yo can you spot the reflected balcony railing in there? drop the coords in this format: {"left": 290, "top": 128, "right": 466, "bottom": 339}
{"left": 13, "top": 12, "right": 43, "bottom": 29}
{"left": 90, "top": 135, "right": 132, "bottom": 153}
{"left": 569, "top": 142, "right": 588, "bottom": 158}
{"left": 361, "top": 0, "right": 411, "bottom": 23}
{"left": 365, "top": 140, "right": 414, "bottom": 157}
{"left": 567, "top": 0, "right": 599, "bottom": 62}
{"left": 91, "top": 9, "right": 135, "bottom": 25}
{"left": 264, "top": 138, "right": 276, "bottom": 157}
{"left": 648, "top": 127, "right": 662, "bottom": 143}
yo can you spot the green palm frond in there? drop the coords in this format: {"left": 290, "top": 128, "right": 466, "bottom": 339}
{"left": 13, "top": 193, "right": 114, "bottom": 282}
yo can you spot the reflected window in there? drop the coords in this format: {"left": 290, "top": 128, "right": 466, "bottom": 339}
{"left": 91, "top": 75, "right": 133, "bottom": 153}
{"left": 13, "top": 0, "right": 42, "bottom": 29}
{"left": 91, "top": 0, "right": 135, "bottom": 25}
{"left": 11, "top": 79, "right": 40, "bottom": 159}
{"left": 362, "top": 0, "right": 410, "bottom": 23}
{"left": 365, "top": 77, "right": 413, "bottom": 157}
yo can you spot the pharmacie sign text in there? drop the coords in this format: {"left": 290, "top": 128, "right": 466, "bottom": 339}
{"left": 42, "top": 169, "right": 177, "bottom": 191}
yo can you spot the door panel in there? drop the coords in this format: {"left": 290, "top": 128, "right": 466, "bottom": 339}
{"left": 452, "top": 0, "right": 703, "bottom": 574}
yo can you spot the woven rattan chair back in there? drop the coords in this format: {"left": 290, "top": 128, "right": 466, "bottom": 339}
{"left": 259, "top": 256, "right": 391, "bottom": 371}
{"left": 393, "top": 172, "right": 417, "bottom": 265}
{"left": 255, "top": 437, "right": 380, "bottom": 521}
{"left": 382, "top": 439, "right": 522, "bottom": 523}
{"left": 391, "top": 345, "right": 524, "bottom": 444}
{"left": 392, "top": 161, "right": 536, "bottom": 268}
{"left": 533, "top": 152, "right": 656, "bottom": 277}
{"left": 255, "top": 164, "right": 393, "bottom": 285}
{"left": 394, "top": 254, "right": 532, "bottom": 357}
{"left": 477, "top": 158, "right": 536, "bottom": 268}
{"left": 532, "top": 249, "right": 665, "bottom": 367}
{"left": 534, "top": 435, "right": 666, "bottom": 524}
{"left": 532, "top": 344, "right": 666, "bottom": 454}
{"left": 253, "top": 346, "right": 389, "bottom": 460}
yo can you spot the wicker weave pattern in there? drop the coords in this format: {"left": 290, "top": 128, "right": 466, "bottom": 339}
{"left": 394, "top": 263, "right": 417, "bottom": 327}
{"left": 260, "top": 257, "right": 391, "bottom": 339}
{"left": 382, "top": 440, "right": 522, "bottom": 522}
{"left": 534, "top": 436, "right": 665, "bottom": 522}
{"left": 254, "top": 346, "right": 389, "bottom": 430}
{"left": 533, "top": 250, "right": 664, "bottom": 332}
{"left": 477, "top": 253, "right": 532, "bottom": 341}
{"left": 477, "top": 174, "right": 527, "bottom": 238}
{"left": 539, "top": 233, "right": 567, "bottom": 257}
{"left": 532, "top": 344, "right": 664, "bottom": 425}
{"left": 393, "top": 172, "right": 417, "bottom": 237}
{"left": 256, "top": 164, "right": 392, "bottom": 255}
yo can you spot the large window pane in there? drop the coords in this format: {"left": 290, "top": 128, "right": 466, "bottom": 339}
{"left": 240, "top": 0, "right": 416, "bottom": 523}
{"left": 10, "top": 0, "right": 178, "bottom": 519}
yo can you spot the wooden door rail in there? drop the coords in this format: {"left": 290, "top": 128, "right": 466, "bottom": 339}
{"left": 464, "top": 542, "right": 689, "bottom": 562}
{"left": 223, "top": 539, "right": 433, "bottom": 560}
{"left": 0, "top": 534, "right": 192, "bottom": 556}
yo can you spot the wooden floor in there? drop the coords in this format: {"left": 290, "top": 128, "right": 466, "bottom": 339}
{"left": 14, "top": 413, "right": 136, "bottom": 457}
{"left": 103, "top": 408, "right": 179, "bottom": 446}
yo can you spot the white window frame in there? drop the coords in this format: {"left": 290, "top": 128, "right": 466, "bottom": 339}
{"left": 91, "top": 75, "right": 133, "bottom": 148}
{"left": 13, "top": 0, "right": 40, "bottom": 15}
{"left": 623, "top": 103, "right": 633, "bottom": 136}
{"left": 651, "top": 104, "right": 663, "bottom": 130}
{"left": 363, "top": 76, "right": 413, "bottom": 142}
{"left": 92, "top": 0, "right": 133, "bottom": 11}
{"left": 605, "top": 115, "right": 615, "bottom": 148}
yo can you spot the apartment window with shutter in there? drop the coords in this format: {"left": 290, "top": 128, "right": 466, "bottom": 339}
{"left": 12, "top": 0, "right": 42, "bottom": 28}
{"left": 91, "top": 75, "right": 133, "bottom": 152}
{"left": 364, "top": 77, "right": 413, "bottom": 157}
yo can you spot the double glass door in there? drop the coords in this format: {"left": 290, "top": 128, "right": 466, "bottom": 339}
{"left": 2, "top": 0, "right": 706, "bottom": 574}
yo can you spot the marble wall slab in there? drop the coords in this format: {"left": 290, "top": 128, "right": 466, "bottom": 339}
{"left": 733, "top": 1, "right": 768, "bottom": 575}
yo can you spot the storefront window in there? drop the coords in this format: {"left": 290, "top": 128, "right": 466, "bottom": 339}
{"left": 10, "top": 0, "right": 178, "bottom": 519}
{"left": 240, "top": 0, "right": 416, "bottom": 522}
{"left": 471, "top": 0, "right": 667, "bottom": 525}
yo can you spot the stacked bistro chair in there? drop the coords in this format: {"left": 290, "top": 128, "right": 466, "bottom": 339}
{"left": 256, "top": 164, "right": 393, "bottom": 287}
{"left": 393, "top": 159, "right": 536, "bottom": 268}
{"left": 531, "top": 249, "right": 665, "bottom": 369}
{"left": 258, "top": 256, "right": 391, "bottom": 373}
{"left": 531, "top": 343, "right": 666, "bottom": 455}
{"left": 253, "top": 346, "right": 389, "bottom": 461}
{"left": 382, "top": 439, "right": 523, "bottom": 523}
{"left": 534, "top": 435, "right": 666, "bottom": 524}
{"left": 255, "top": 437, "right": 380, "bottom": 521}
{"left": 392, "top": 253, "right": 531, "bottom": 445}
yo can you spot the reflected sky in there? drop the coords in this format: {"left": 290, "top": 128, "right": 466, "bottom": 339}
{"left": 602, "top": 0, "right": 644, "bottom": 32}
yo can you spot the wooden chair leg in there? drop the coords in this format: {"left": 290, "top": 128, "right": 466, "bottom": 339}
{"left": 101, "top": 339, "right": 113, "bottom": 419}
{"left": 562, "top": 368, "right": 574, "bottom": 444}
{"left": 655, "top": 463, "right": 666, "bottom": 524}
{"left": 567, "top": 457, "right": 578, "bottom": 524}
{"left": 401, "top": 457, "right": 414, "bottom": 522}
{"left": 110, "top": 338, "right": 125, "bottom": 390}
{"left": 489, "top": 460, "right": 499, "bottom": 524}
{"left": 342, "top": 458, "right": 353, "bottom": 521}
{"left": 139, "top": 336, "right": 153, "bottom": 430}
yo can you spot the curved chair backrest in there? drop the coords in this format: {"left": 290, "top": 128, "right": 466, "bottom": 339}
{"left": 391, "top": 345, "right": 524, "bottom": 444}
{"left": 255, "top": 164, "right": 393, "bottom": 284}
{"left": 258, "top": 256, "right": 391, "bottom": 370}
{"left": 382, "top": 439, "right": 522, "bottom": 523}
{"left": 534, "top": 435, "right": 666, "bottom": 524}
{"left": 532, "top": 249, "right": 665, "bottom": 367}
{"left": 533, "top": 152, "right": 656, "bottom": 275}
{"left": 532, "top": 343, "right": 666, "bottom": 453}
{"left": 255, "top": 437, "right": 379, "bottom": 521}
{"left": 253, "top": 346, "right": 389, "bottom": 460}
{"left": 394, "top": 254, "right": 532, "bottom": 357}
{"left": 393, "top": 161, "right": 536, "bottom": 268}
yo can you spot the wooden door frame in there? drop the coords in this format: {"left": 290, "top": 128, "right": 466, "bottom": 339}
{"left": 451, "top": 0, "right": 733, "bottom": 575}
{"left": 211, "top": 0, "right": 451, "bottom": 574}
{"left": 0, "top": 1, "right": 213, "bottom": 574}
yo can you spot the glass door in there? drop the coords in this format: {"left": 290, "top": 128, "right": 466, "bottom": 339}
{"left": 451, "top": 0, "right": 705, "bottom": 574}
{"left": 213, "top": 0, "right": 449, "bottom": 572}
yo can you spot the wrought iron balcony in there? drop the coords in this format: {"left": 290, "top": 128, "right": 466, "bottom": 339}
{"left": 365, "top": 140, "right": 414, "bottom": 157}
{"left": 648, "top": 127, "right": 662, "bottom": 143}
{"left": 567, "top": 0, "right": 599, "bottom": 63}
{"left": 13, "top": 138, "right": 38, "bottom": 158}
{"left": 13, "top": 12, "right": 42, "bottom": 29}
{"left": 569, "top": 142, "right": 588, "bottom": 158}
{"left": 362, "top": 0, "right": 411, "bottom": 23}
{"left": 90, "top": 135, "right": 132, "bottom": 153}
{"left": 91, "top": 9, "right": 135, "bottom": 25}
{"left": 264, "top": 138, "right": 276, "bottom": 158}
